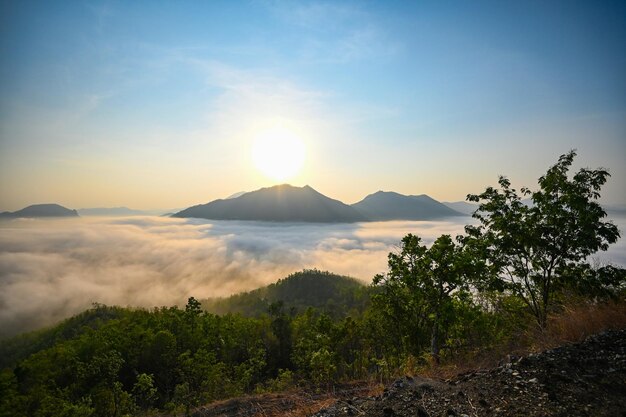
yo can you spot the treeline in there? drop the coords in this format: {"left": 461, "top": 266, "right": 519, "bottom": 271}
{"left": 1, "top": 151, "right": 625, "bottom": 417}
{"left": 201, "top": 269, "right": 373, "bottom": 318}
{"left": 0, "top": 286, "right": 518, "bottom": 417}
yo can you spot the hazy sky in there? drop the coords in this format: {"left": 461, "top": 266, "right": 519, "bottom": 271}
{"left": 1, "top": 1, "right": 625, "bottom": 210}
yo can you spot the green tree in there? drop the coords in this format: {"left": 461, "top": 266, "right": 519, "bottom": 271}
{"left": 146, "top": 330, "right": 177, "bottom": 401}
{"left": 176, "top": 348, "right": 226, "bottom": 412}
{"left": 374, "top": 234, "right": 481, "bottom": 363}
{"left": 309, "top": 348, "right": 336, "bottom": 387}
{"left": 132, "top": 373, "right": 157, "bottom": 412}
{"left": 0, "top": 369, "right": 26, "bottom": 417}
{"left": 268, "top": 301, "right": 293, "bottom": 373}
{"left": 184, "top": 297, "right": 202, "bottom": 316}
{"left": 467, "top": 150, "right": 621, "bottom": 328}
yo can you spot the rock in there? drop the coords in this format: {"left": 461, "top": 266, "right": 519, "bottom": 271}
{"left": 383, "top": 406, "right": 395, "bottom": 416}
{"left": 416, "top": 406, "right": 430, "bottom": 417}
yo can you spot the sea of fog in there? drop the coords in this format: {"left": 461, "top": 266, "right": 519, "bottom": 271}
{"left": 1, "top": 215, "right": 625, "bottom": 338}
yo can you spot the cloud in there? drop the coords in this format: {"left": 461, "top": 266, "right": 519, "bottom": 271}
{"left": 266, "top": 1, "right": 400, "bottom": 64}
{"left": 1, "top": 215, "right": 624, "bottom": 338}
{"left": 0, "top": 217, "right": 465, "bottom": 337}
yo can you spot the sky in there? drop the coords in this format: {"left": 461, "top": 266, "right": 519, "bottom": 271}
{"left": 1, "top": 0, "right": 625, "bottom": 211}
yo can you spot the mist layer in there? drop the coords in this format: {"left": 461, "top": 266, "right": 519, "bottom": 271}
{"left": 1, "top": 215, "right": 623, "bottom": 338}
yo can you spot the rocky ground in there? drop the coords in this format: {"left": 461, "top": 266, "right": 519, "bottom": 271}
{"left": 191, "top": 329, "right": 626, "bottom": 417}
{"left": 313, "top": 330, "right": 626, "bottom": 417}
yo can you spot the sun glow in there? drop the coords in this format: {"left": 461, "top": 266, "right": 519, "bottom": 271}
{"left": 251, "top": 127, "right": 306, "bottom": 182}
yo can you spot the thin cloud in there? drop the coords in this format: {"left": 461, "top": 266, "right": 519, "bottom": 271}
{"left": 266, "top": 1, "right": 401, "bottom": 63}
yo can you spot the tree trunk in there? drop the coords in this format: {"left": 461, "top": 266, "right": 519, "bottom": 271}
{"left": 431, "top": 317, "right": 440, "bottom": 365}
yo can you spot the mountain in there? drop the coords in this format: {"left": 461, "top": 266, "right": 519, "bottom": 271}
{"left": 173, "top": 184, "right": 367, "bottom": 222}
{"left": 442, "top": 201, "right": 478, "bottom": 215}
{"left": 0, "top": 204, "right": 79, "bottom": 218}
{"left": 351, "top": 191, "right": 463, "bottom": 220}
{"left": 201, "top": 269, "right": 373, "bottom": 318}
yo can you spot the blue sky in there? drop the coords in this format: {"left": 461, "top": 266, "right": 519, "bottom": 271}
{"left": 1, "top": 0, "right": 625, "bottom": 210}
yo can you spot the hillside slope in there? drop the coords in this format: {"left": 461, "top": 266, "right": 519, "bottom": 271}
{"left": 201, "top": 269, "right": 372, "bottom": 317}
{"left": 0, "top": 305, "right": 127, "bottom": 369}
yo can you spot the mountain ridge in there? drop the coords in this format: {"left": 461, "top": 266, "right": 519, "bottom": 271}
{"left": 351, "top": 190, "right": 463, "bottom": 220}
{"left": 174, "top": 185, "right": 467, "bottom": 223}
{"left": 173, "top": 184, "right": 367, "bottom": 223}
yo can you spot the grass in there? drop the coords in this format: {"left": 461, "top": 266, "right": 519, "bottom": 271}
{"left": 529, "top": 299, "right": 626, "bottom": 350}
{"left": 420, "top": 299, "right": 626, "bottom": 380}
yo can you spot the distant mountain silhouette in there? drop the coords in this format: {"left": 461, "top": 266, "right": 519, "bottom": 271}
{"left": 173, "top": 184, "right": 367, "bottom": 222}
{"left": 0, "top": 204, "right": 79, "bottom": 218}
{"left": 352, "top": 191, "right": 463, "bottom": 220}
{"left": 442, "top": 201, "right": 478, "bottom": 215}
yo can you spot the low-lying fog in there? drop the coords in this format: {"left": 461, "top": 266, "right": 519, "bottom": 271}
{"left": 1, "top": 215, "right": 624, "bottom": 338}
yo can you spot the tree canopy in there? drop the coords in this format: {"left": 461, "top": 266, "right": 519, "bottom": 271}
{"left": 466, "top": 150, "right": 621, "bottom": 327}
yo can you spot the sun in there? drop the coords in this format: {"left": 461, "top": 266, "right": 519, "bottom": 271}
{"left": 251, "top": 127, "right": 305, "bottom": 182}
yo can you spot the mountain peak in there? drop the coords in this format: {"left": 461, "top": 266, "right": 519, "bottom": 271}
{"left": 173, "top": 185, "right": 366, "bottom": 223}
{"left": 352, "top": 191, "right": 463, "bottom": 220}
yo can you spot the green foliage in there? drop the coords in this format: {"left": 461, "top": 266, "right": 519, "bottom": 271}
{"left": 557, "top": 263, "right": 626, "bottom": 300}
{"left": 467, "top": 150, "right": 622, "bottom": 327}
{"left": 0, "top": 305, "right": 127, "bottom": 370}
{"left": 132, "top": 373, "right": 156, "bottom": 412}
{"left": 309, "top": 348, "right": 336, "bottom": 386}
{"left": 373, "top": 234, "right": 487, "bottom": 363}
{"left": 264, "top": 369, "right": 294, "bottom": 392}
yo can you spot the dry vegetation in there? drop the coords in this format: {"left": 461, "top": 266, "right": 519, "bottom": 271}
{"left": 191, "top": 381, "right": 384, "bottom": 417}
{"left": 418, "top": 299, "right": 626, "bottom": 380}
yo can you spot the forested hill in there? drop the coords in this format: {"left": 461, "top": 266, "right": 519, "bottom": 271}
{"left": 0, "top": 305, "right": 127, "bottom": 370}
{"left": 201, "top": 269, "right": 373, "bottom": 317}
{"left": 0, "top": 271, "right": 369, "bottom": 370}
